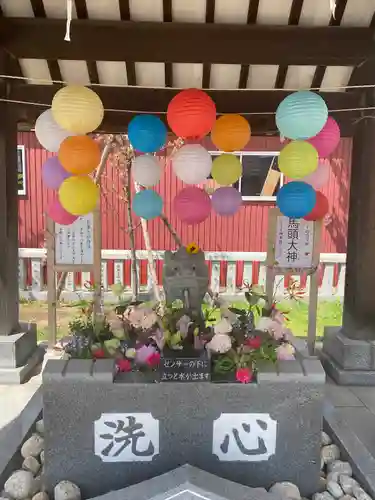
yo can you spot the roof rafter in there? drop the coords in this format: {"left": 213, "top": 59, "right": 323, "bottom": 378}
{"left": 1, "top": 18, "right": 374, "bottom": 66}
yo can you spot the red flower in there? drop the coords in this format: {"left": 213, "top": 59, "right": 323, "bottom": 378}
{"left": 245, "top": 336, "right": 262, "bottom": 349}
{"left": 93, "top": 349, "right": 106, "bottom": 359}
{"left": 236, "top": 367, "right": 253, "bottom": 384}
{"left": 146, "top": 352, "right": 161, "bottom": 367}
{"left": 116, "top": 359, "right": 132, "bottom": 373}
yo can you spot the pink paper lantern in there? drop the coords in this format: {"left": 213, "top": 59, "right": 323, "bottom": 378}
{"left": 307, "top": 117, "right": 340, "bottom": 158}
{"left": 174, "top": 187, "right": 211, "bottom": 225}
{"left": 301, "top": 161, "right": 330, "bottom": 189}
{"left": 48, "top": 199, "right": 78, "bottom": 225}
{"left": 212, "top": 187, "right": 242, "bottom": 216}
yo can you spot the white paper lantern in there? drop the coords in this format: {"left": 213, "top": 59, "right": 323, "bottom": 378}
{"left": 132, "top": 155, "right": 161, "bottom": 187}
{"left": 172, "top": 144, "right": 212, "bottom": 184}
{"left": 35, "top": 109, "right": 75, "bottom": 152}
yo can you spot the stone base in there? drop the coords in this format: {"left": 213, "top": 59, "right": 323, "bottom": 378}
{"left": 0, "top": 346, "right": 45, "bottom": 384}
{"left": 322, "top": 327, "right": 375, "bottom": 386}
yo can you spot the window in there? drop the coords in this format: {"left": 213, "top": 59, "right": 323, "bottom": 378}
{"left": 207, "top": 151, "right": 282, "bottom": 201}
{"left": 17, "top": 145, "right": 26, "bottom": 196}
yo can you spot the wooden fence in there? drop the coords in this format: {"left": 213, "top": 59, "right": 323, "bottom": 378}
{"left": 18, "top": 249, "right": 346, "bottom": 301}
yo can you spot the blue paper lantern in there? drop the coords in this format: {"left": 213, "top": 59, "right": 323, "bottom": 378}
{"left": 128, "top": 115, "right": 167, "bottom": 153}
{"left": 277, "top": 182, "right": 316, "bottom": 218}
{"left": 132, "top": 190, "right": 163, "bottom": 220}
{"left": 276, "top": 91, "right": 328, "bottom": 140}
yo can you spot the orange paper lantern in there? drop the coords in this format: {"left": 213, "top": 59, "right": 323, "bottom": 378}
{"left": 211, "top": 115, "right": 251, "bottom": 152}
{"left": 167, "top": 89, "right": 216, "bottom": 139}
{"left": 303, "top": 191, "right": 329, "bottom": 221}
{"left": 58, "top": 135, "right": 101, "bottom": 175}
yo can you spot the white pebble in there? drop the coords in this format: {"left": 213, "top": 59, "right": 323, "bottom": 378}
{"left": 32, "top": 493, "right": 49, "bottom": 500}
{"left": 340, "top": 496, "right": 355, "bottom": 500}
{"left": 327, "top": 473, "right": 341, "bottom": 483}
{"left": 21, "top": 435, "right": 44, "bottom": 459}
{"left": 35, "top": 420, "right": 44, "bottom": 436}
{"left": 328, "top": 461, "right": 353, "bottom": 477}
{"left": 352, "top": 486, "right": 372, "bottom": 500}
{"left": 22, "top": 457, "right": 40, "bottom": 476}
{"left": 327, "top": 481, "right": 344, "bottom": 499}
{"left": 322, "top": 432, "right": 333, "bottom": 446}
{"left": 339, "top": 476, "right": 358, "bottom": 495}
{"left": 4, "top": 471, "right": 37, "bottom": 500}
{"left": 313, "top": 492, "right": 335, "bottom": 500}
{"left": 40, "top": 451, "right": 44, "bottom": 466}
{"left": 54, "top": 481, "right": 81, "bottom": 500}
{"left": 269, "top": 482, "right": 301, "bottom": 500}
{"left": 322, "top": 445, "right": 341, "bottom": 464}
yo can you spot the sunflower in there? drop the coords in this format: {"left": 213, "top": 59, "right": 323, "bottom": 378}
{"left": 186, "top": 242, "right": 199, "bottom": 254}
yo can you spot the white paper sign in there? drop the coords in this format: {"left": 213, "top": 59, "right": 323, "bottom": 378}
{"left": 213, "top": 413, "right": 277, "bottom": 462}
{"left": 274, "top": 216, "right": 314, "bottom": 269}
{"left": 94, "top": 413, "right": 159, "bottom": 462}
{"left": 55, "top": 213, "right": 94, "bottom": 265}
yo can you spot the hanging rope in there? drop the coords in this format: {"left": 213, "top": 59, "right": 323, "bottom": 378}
{"left": 64, "top": 0, "right": 73, "bottom": 42}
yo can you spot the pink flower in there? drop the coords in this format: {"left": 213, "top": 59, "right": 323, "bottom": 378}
{"left": 236, "top": 367, "right": 253, "bottom": 384}
{"left": 135, "top": 344, "right": 157, "bottom": 365}
{"left": 276, "top": 343, "right": 296, "bottom": 361}
{"left": 116, "top": 359, "right": 132, "bottom": 372}
{"left": 245, "top": 336, "right": 262, "bottom": 350}
{"left": 93, "top": 349, "right": 106, "bottom": 359}
{"left": 146, "top": 352, "right": 161, "bottom": 367}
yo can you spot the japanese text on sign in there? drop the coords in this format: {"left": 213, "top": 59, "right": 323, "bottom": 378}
{"left": 160, "top": 357, "right": 211, "bottom": 382}
{"left": 55, "top": 213, "right": 94, "bottom": 265}
{"left": 274, "top": 216, "right": 314, "bottom": 269}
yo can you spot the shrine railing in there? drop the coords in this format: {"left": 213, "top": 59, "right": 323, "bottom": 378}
{"left": 18, "top": 249, "right": 346, "bottom": 301}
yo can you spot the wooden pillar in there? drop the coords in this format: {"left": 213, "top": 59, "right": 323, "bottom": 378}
{"left": 342, "top": 90, "right": 375, "bottom": 340}
{"left": 0, "top": 57, "right": 20, "bottom": 335}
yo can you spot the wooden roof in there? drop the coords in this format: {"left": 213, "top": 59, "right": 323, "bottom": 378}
{"left": 1, "top": 0, "right": 375, "bottom": 135}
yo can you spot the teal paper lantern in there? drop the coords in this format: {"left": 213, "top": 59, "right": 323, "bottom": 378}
{"left": 132, "top": 190, "right": 163, "bottom": 220}
{"left": 276, "top": 91, "right": 328, "bottom": 140}
{"left": 277, "top": 182, "right": 316, "bottom": 218}
{"left": 128, "top": 115, "right": 167, "bottom": 153}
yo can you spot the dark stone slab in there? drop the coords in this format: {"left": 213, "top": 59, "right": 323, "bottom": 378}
{"left": 86, "top": 464, "right": 280, "bottom": 500}
{"left": 320, "top": 349, "right": 375, "bottom": 386}
{"left": 0, "top": 323, "right": 37, "bottom": 368}
{"left": 43, "top": 356, "right": 325, "bottom": 499}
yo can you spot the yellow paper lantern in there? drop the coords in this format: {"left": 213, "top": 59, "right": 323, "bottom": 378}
{"left": 278, "top": 141, "right": 318, "bottom": 179}
{"left": 211, "top": 115, "right": 251, "bottom": 152}
{"left": 58, "top": 135, "right": 101, "bottom": 175}
{"left": 52, "top": 85, "right": 104, "bottom": 134}
{"left": 211, "top": 154, "right": 242, "bottom": 186}
{"left": 59, "top": 176, "right": 99, "bottom": 216}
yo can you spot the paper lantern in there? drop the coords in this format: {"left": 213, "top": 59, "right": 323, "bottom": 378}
{"left": 211, "top": 154, "right": 242, "bottom": 186}
{"left": 167, "top": 89, "right": 216, "bottom": 139}
{"left": 174, "top": 187, "right": 211, "bottom": 225}
{"left": 132, "top": 190, "right": 163, "bottom": 220}
{"left": 211, "top": 115, "right": 251, "bottom": 152}
{"left": 276, "top": 91, "right": 328, "bottom": 140}
{"left": 42, "top": 156, "right": 71, "bottom": 190}
{"left": 132, "top": 155, "right": 161, "bottom": 187}
{"left": 172, "top": 144, "right": 212, "bottom": 184}
{"left": 59, "top": 176, "right": 99, "bottom": 216}
{"left": 304, "top": 191, "right": 329, "bottom": 221}
{"left": 58, "top": 136, "right": 101, "bottom": 175}
{"left": 52, "top": 85, "right": 104, "bottom": 134}
{"left": 48, "top": 199, "right": 78, "bottom": 225}
{"left": 278, "top": 141, "right": 318, "bottom": 179}
{"left": 212, "top": 187, "right": 242, "bottom": 216}
{"left": 277, "top": 182, "right": 316, "bottom": 218}
{"left": 128, "top": 115, "right": 167, "bottom": 153}
{"left": 35, "top": 110, "right": 75, "bottom": 152}
{"left": 301, "top": 161, "right": 330, "bottom": 189}
{"left": 307, "top": 117, "right": 340, "bottom": 157}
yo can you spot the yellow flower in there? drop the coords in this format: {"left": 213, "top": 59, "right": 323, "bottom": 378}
{"left": 186, "top": 242, "right": 199, "bottom": 254}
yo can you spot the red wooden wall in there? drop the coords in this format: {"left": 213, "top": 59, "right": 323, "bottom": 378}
{"left": 18, "top": 132, "right": 352, "bottom": 254}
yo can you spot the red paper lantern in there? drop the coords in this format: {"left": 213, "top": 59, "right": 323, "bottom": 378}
{"left": 167, "top": 89, "right": 216, "bottom": 139}
{"left": 303, "top": 191, "right": 329, "bottom": 221}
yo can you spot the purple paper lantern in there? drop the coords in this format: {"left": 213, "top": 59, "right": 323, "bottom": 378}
{"left": 42, "top": 156, "right": 71, "bottom": 190}
{"left": 212, "top": 187, "right": 242, "bottom": 216}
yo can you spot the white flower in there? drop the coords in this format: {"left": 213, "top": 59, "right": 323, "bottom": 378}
{"left": 125, "top": 348, "right": 136, "bottom": 359}
{"left": 207, "top": 334, "right": 232, "bottom": 354}
{"left": 214, "top": 318, "right": 232, "bottom": 335}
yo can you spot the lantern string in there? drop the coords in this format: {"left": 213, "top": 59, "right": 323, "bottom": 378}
{"left": 1, "top": 73, "right": 375, "bottom": 93}
{"left": 2, "top": 97, "right": 375, "bottom": 116}
{"left": 64, "top": 0, "right": 73, "bottom": 42}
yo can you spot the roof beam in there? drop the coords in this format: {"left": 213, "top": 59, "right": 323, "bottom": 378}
{"left": 11, "top": 84, "right": 359, "bottom": 136}
{"left": 0, "top": 17, "right": 374, "bottom": 66}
